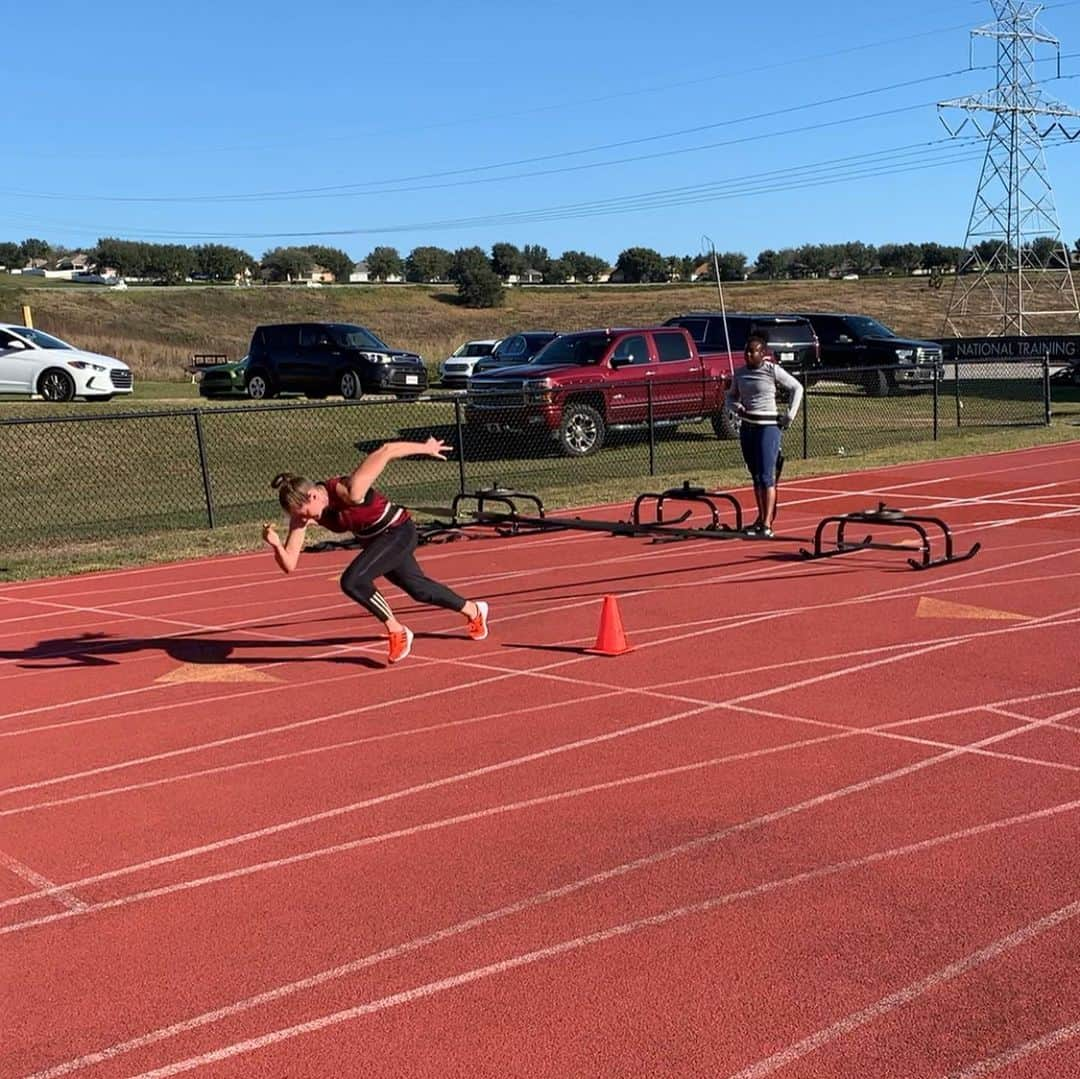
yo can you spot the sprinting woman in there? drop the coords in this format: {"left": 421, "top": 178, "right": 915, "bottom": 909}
{"left": 725, "top": 332, "right": 804, "bottom": 537}
{"left": 263, "top": 437, "right": 488, "bottom": 665}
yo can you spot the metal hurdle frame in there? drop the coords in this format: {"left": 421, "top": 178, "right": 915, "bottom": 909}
{"left": 798, "top": 502, "right": 981, "bottom": 570}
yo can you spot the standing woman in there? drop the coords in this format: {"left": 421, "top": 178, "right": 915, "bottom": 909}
{"left": 725, "top": 332, "right": 804, "bottom": 538}
{"left": 263, "top": 437, "right": 489, "bottom": 665}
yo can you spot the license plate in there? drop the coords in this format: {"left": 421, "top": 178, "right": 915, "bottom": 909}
{"left": 781, "top": 351, "right": 794, "bottom": 363}
{"left": 405, "top": 375, "right": 419, "bottom": 385}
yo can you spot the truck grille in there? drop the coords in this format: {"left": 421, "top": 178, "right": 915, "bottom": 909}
{"left": 110, "top": 369, "right": 133, "bottom": 389}
{"left": 468, "top": 380, "right": 522, "bottom": 397}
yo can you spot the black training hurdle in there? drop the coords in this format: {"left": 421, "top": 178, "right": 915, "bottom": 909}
{"left": 418, "top": 485, "right": 979, "bottom": 570}
{"left": 631, "top": 481, "right": 744, "bottom": 532}
{"left": 428, "top": 484, "right": 795, "bottom": 545}
{"left": 798, "top": 502, "right": 981, "bottom": 570}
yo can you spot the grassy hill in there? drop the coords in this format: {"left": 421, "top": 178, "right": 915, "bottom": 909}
{"left": 0, "top": 275, "right": 1022, "bottom": 382}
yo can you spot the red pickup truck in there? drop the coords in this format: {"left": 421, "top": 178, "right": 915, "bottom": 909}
{"left": 465, "top": 326, "right": 738, "bottom": 456}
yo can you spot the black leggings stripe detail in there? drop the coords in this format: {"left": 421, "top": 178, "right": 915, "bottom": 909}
{"left": 339, "top": 519, "right": 466, "bottom": 623}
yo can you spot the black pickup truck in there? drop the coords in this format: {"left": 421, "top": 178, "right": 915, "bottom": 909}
{"left": 793, "top": 312, "right": 942, "bottom": 396}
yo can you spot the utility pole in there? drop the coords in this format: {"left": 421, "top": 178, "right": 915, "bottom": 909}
{"left": 938, "top": 0, "right": 1080, "bottom": 336}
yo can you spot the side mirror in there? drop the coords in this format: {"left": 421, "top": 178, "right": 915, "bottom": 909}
{"left": 610, "top": 353, "right": 632, "bottom": 368}
{"left": 3, "top": 339, "right": 27, "bottom": 350}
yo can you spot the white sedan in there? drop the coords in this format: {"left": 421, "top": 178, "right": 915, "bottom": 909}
{"left": 438, "top": 339, "right": 499, "bottom": 388}
{"left": 0, "top": 324, "right": 134, "bottom": 401}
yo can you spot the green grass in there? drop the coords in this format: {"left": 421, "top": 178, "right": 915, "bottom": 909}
{"left": 2, "top": 380, "right": 1076, "bottom": 580}
{"left": 6, "top": 273, "right": 1079, "bottom": 386}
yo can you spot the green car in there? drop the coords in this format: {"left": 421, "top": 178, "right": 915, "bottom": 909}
{"left": 197, "top": 355, "right": 251, "bottom": 398}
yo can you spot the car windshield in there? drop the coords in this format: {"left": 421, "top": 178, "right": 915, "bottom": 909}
{"left": 460, "top": 342, "right": 494, "bottom": 357}
{"left": 333, "top": 325, "right": 390, "bottom": 350}
{"left": 846, "top": 316, "right": 895, "bottom": 338}
{"left": 10, "top": 327, "right": 72, "bottom": 350}
{"left": 530, "top": 333, "right": 609, "bottom": 366}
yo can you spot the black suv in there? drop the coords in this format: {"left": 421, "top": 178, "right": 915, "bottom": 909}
{"left": 243, "top": 322, "right": 428, "bottom": 400}
{"left": 469, "top": 331, "right": 560, "bottom": 378}
{"left": 791, "top": 312, "right": 942, "bottom": 396}
{"left": 664, "top": 312, "right": 819, "bottom": 370}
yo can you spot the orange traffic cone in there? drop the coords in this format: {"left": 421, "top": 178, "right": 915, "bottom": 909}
{"left": 587, "top": 595, "right": 634, "bottom": 656}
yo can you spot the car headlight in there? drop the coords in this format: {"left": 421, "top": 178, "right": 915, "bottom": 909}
{"left": 66, "top": 360, "right": 107, "bottom": 371}
{"left": 523, "top": 377, "right": 554, "bottom": 402}
{"left": 360, "top": 351, "right": 392, "bottom": 364}
{"left": 894, "top": 349, "right": 915, "bottom": 363}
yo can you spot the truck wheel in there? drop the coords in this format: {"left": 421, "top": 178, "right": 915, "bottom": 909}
{"left": 339, "top": 370, "right": 363, "bottom": 400}
{"left": 710, "top": 407, "right": 741, "bottom": 440}
{"left": 246, "top": 369, "right": 275, "bottom": 399}
{"left": 558, "top": 403, "right": 605, "bottom": 456}
{"left": 864, "top": 369, "right": 890, "bottom": 397}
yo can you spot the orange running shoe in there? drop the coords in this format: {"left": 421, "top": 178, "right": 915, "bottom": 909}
{"left": 466, "top": 600, "right": 490, "bottom": 641}
{"left": 387, "top": 627, "right": 413, "bottom": 664}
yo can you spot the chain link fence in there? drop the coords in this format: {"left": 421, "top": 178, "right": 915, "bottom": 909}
{"left": 3, "top": 357, "right": 1050, "bottom": 548}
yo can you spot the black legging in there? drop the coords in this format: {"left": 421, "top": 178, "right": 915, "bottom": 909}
{"left": 339, "top": 519, "right": 466, "bottom": 623}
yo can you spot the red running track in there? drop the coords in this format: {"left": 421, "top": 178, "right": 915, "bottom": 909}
{"left": 1, "top": 441, "right": 1079, "bottom": 1078}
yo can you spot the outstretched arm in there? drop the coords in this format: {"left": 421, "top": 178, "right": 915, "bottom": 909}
{"left": 263, "top": 517, "right": 309, "bottom": 574}
{"left": 342, "top": 437, "right": 451, "bottom": 503}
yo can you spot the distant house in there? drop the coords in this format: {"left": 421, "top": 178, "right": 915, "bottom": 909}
{"left": 505, "top": 267, "right": 543, "bottom": 285}
{"left": 349, "top": 260, "right": 403, "bottom": 283}
{"left": 260, "top": 264, "right": 337, "bottom": 284}
{"left": 55, "top": 252, "right": 95, "bottom": 272}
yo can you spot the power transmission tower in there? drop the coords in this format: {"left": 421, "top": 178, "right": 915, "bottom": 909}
{"left": 938, "top": 1, "right": 1080, "bottom": 337}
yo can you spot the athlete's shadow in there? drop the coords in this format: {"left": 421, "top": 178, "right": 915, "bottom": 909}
{"left": 0, "top": 631, "right": 384, "bottom": 670}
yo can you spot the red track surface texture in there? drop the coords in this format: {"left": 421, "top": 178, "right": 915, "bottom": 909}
{"left": 2, "top": 443, "right": 1079, "bottom": 1078}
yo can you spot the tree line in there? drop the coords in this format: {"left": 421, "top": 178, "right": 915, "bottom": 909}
{"left": 3, "top": 236, "right": 1078, "bottom": 309}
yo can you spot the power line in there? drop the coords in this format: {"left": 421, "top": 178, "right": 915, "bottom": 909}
{"left": 0, "top": 67, "right": 1002, "bottom": 204}
{"left": 6, "top": 134, "right": 1039, "bottom": 242}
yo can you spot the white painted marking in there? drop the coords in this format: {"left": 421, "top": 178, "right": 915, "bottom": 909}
{"left": 49, "top": 804, "right": 1080, "bottom": 1079}
{"left": 3, "top": 699, "right": 1074, "bottom": 937}
{"left": 939, "top": 1020, "right": 1080, "bottom": 1078}
{"left": 0, "top": 849, "right": 87, "bottom": 913}
{"left": 726, "top": 901, "right": 1080, "bottom": 1079}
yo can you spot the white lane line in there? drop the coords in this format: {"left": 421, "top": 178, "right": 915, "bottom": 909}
{"left": 0, "top": 522, "right": 763, "bottom": 705}
{"left": 726, "top": 900, "right": 1080, "bottom": 1079}
{"left": 4, "top": 727, "right": 856, "bottom": 941}
{"left": 8, "top": 616, "right": 1077, "bottom": 820}
{"left": 940, "top": 1021, "right": 1080, "bottom": 1078}
{"left": 3, "top": 580, "right": 1074, "bottom": 804}
{"left": 0, "top": 665, "right": 526, "bottom": 794}
{"left": 722, "top": 703, "right": 1080, "bottom": 774}
{"left": 0, "top": 850, "right": 87, "bottom": 913}
{"left": 3, "top": 527, "right": 1074, "bottom": 745}
{"left": 0, "top": 698, "right": 733, "bottom": 924}
{"left": 52, "top": 804, "right": 1080, "bottom": 1079}
{"left": 1, "top": 563, "right": 1076, "bottom": 907}
{"left": 0, "top": 521, "right": 685, "bottom": 627}
{"left": 3, "top": 697, "right": 1073, "bottom": 936}
{"left": 0, "top": 688, "right": 625, "bottom": 818}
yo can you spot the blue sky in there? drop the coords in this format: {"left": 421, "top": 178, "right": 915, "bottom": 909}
{"left": 9, "top": 0, "right": 1080, "bottom": 264}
